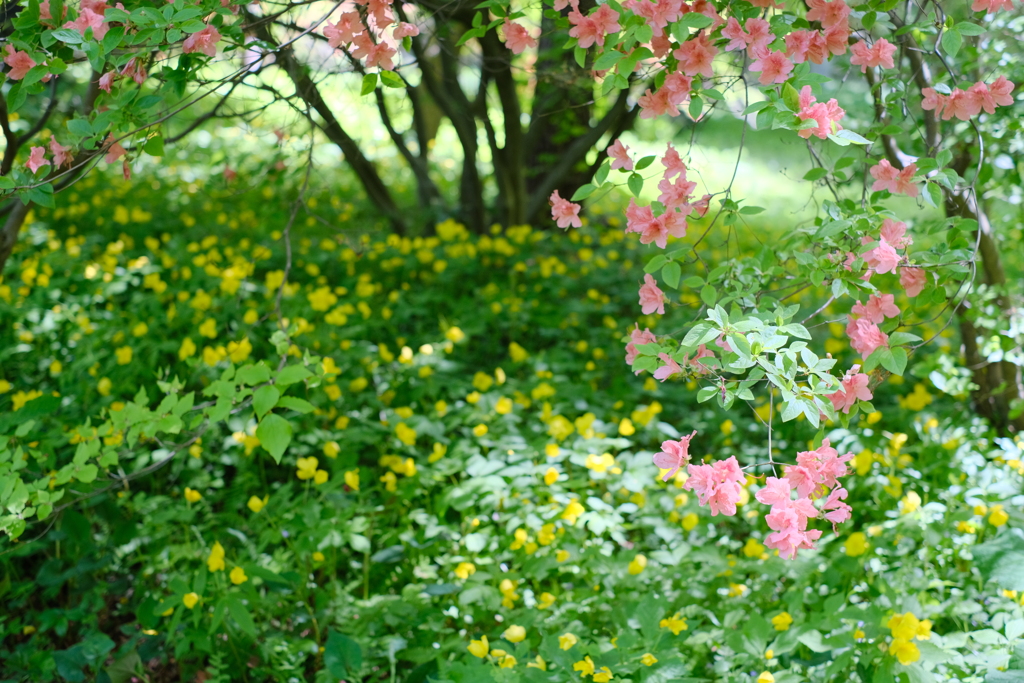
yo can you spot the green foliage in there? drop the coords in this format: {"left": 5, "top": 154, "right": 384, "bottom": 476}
{"left": 0, "top": 174, "right": 1022, "bottom": 682}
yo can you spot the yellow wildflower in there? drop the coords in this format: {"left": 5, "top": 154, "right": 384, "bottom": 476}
{"left": 230, "top": 566, "right": 248, "bottom": 585}
{"left": 559, "top": 633, "right": 578, "bottom": 650}
{"left": 467, "top": 636, "right": 489, "bottom": 658}
{"left": 641, "top": 653, "right": 658, "bottom": 666}
{"left": 660, "top": 613, "right": 688, "bottom": 635}
{"left": 247, "top": 495, "right": 267, "bottom": 513}
{"left": 845, "top": 532, "right": 869, "bottom": 557}
{"left": 628, "top": 554, "right": 648, "bottom": 575}
{"left": 184, "top": 487, "right": 201, "bottom": 503}
{"left": 573, "top": 656, "right": 595, "bottom": 676}
{"left": 207, "top": 542, "right": 225, "bottom": 572}
{"left": 183, "top": 593, "right": 200, "bottom": 609}
{"left": 771, "top": 612, "right": 793, "bottom": 631}
{"left": 503, "top": 625, "right": 526, "bottom": 643}
{"left": 455, "top": 562, "right": 476, "bottom": 580}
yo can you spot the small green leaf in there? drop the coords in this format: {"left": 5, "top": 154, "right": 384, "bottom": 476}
{"left": 700, "top": 284, "right": 716, "bottom": 307}
{"left": 688, "top": 95, "right": 703, "bottom": 119}
{"left": 634, "top": 155, "right": 656, "bottom": 171}
{"left": 379, "top": 71, "right": 404, "bottom": 88}
{"left": 324, "top": 630, "right": 363, "bottom": 679}
{"left": 803, "top": 168, "right": 828, "bottom": 181}
{"left": 742, "top": 101, "right": 771, "bottom": 115}
{"left": 662, "top": 261, "right": 681, "bottom": 289}
{"left": 143, "top": 135, "right": 165, "bottom": 157}
{"left": 253, "top": 385, "right": 280, "bottom": 418}
{"left": 256, "top": 414, "right": 292, "bottom": 464}
{"left": 627, "top": 173, "right": 644, "bottom": 197}
{"left": 360, "top": 73, "right": 378, "bottom": 96}
{"left": 571, "top": 184, "right": 595, "bottom": 201}
{"left": 226, "top": 596, "right": 256, "bottom": 637}
{"left": 276, "top": 365, "right": 312, "bottom": 386}
{"left": 277, "top": 396, "right": 316, "bottom": 414}
{"left": 941, "top": 28, "right": 962, "bottom": 57}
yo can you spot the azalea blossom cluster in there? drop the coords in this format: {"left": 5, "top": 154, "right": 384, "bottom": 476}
{"left": 651, "top": 434, "right": 854, "bottom": 558}
{"left": 626, "top": 143, "right": 711, "bottom": 248}
{"left": 922, "top": 76, "right": 1015, "bottom": 122}
{"left": 322, "top": 0, "right": 419, "bottom": 71}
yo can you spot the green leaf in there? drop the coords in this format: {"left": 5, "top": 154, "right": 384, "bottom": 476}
{"left": 742, "top": 101, "right": 771, "bottom": 115}
{"left": 236, "top": 363, "right": 271, "bottom": 386}
{"left": 862, "top": 10, "right": 876, "bottom": 29}
{"left": 379, "top": 71, "right": 404, "bottom": 88}
{"left": 226, "top": 596, "right": 256, "bottom": 638}
{"left": 634, "top": 155, "right": 656, "bottom": 171}
{"left": 256, "top": 414, "right": 292, "bottom": 464}
{"left": 700, "top": 284, "right": 716, "bottom": 307}
{"left": 324, "top": 630, "right": 363, "bottom": 679}
{"left": 143, "top": 135, "right": 165, "bottom": 157}
{"left": 739, "top": 205, "right": 765, "bottom": 215}
{"left": 974, "top": 529, "right": 1024, "bottom": 591}
{"left": 955, "top": 21, "right": 985, "bottom": 36}
{"left": 676, "top": 12, "right": 712, "bottom": 29}
{"left": 276, "top": 365, "right": 312, "bottom": 386}
{"left": 688, "top": 95, "right": 703, "bottom": 119}
{"left": 276, "top": 396, "right": 315, "bottom": 414}
{"left": 76, "top": 464, "right": 99, "bottom": 483}
{"left": 574, "top": 46, "right": 587, "bottom": 68}
{"left": 627, "top": 173, "right": 644, "bottom": 197}
{"left": 882, "top": 347, "right": 908, "bottom": 376}
{"left": 662, "top": 261, "right": 681, "bottom": 289}
{"left": 644, "top": 254, "right": 669, "bottom": 274}
{"left": 941, "top": 28, "right": 962, "bottom": 57}
{"left": 23, "top": 183, "right": 55, "bottom": 208}
{"left": 593, "top": 50, "right": 623, "bottom": 71}
{"left": 803, "top": 168, "right": 828, "bottom": 181}
{"left": 831, "top": 129, "right": 870, "bottom": 145}
{"left": 571, "top": 184, "right": 596, "bottom": 201}
{"left": 51, "top": 28, "right": 83, "bottom": 43}
{"left": 360, "top": 73, "right": 378, "bottom": 96}
{"left": 253, "top": 385, "right": 280, "bottom": 418}
{"left": 782, "top": 83, "right": 801, "bottom": 112}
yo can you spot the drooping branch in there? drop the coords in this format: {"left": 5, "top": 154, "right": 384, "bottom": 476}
{"left": 525, "top": 87, "right": 632, "bottom": 223}
{"left": 250, "top": 17, "right": 407, "bottom": 233}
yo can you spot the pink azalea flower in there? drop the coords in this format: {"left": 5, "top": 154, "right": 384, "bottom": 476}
{"left": 325, "top": 12, "right": 362, "bottom": 48}
{"left": 863, "top": 238, "right": 901, "bottom": 274}
{"left": 793, "top": 439, "right": 853, "bottom": 493}
{"left": 625, "top": 324, "right": 657, "bottom": 365}
{"left": 869, "top": 159, "right": 918, "bottom": 197}
{"left": 750, "top": 49, "right": 793, "bottom": 86}
{"left": 568, "top": 4, "right": 620, "bottom": 48}
{"left": 4, "top": 45, "right": 36, "bottom": 80}
{"left": 826, "top": 368, "right": 873, "bottom": 413}
{"left": 989, "top": 76, "right": 1015, "bottom": 106}
{"left": 183, "top": 25, "right": 222, "bottom": 57}
{"left": 689, "top": 0, "right": 724, "bottom": 30}
{"left": 943, "top": 88, "right": 980, "bottom": 121}
{"left": 684, "top": 456, "right": 745, "bottom": 516}
{"left": 637, "top": 87, "right": 679, "bottom": 118}
{"left": 796, "top": 86, "right": 846, "bottom": 139}
{"left": 653, "top": 431, "right": 697, "bottom": 481}
{"left": 849, "top": 37, "right": 896, "bottom": 72}
{"left": 104, "top": 135, "right": 127, "bottom": 164}
{"left": 689, "top": 344, "right": 715, "bottom": 374}
{"left": 662, "top": 72, "right": 693, "bottom": 105}
{"left": 98, "top": 71, "right": 115, "bottom": 93}
{"left": 654, "top": 352, "right": 684, "bottom": 381}
{"left": 846, "top": 317, "right": 889, "bottom": 357}
{"left": 661, "top": 143, "right": 687, "bottom": 179}
{"left": 393, "top": 21, "right": 420, "bottom": 39}
{"left": 64, "top": 7, "right": 108, "bottom": 39}
{"left": 673, "top": 32, "right": 717, "bottom": 79}
{"left": 822, "top": 486, "right": 852, "bottom": 527}
{"left": 607, "top": 138, "right": 633, "bottom": 171}
{"left": 549, "top": 190, "right": 582, "bottom": 228}
{"left": 823, "top": 22, "right": 850, "bottom": 55}
{"left": 852, "top": 293, "right": 900, "bottom": 324}
{"left": 502, "top": 19, "right": 537, "bottom": 54}
{"left": 900, "top": 267, "right": 927, "bottom": 297}
{"left": 364, "top": 42, "right": 398, "bottom": 70}
{"left": 806, "top": 0, "right": 850, "bottom": 28}
{"left": 766, "top": 524, "right": 822, "bottom": 559}
{"left": 639, "top": 273, "right": 666, "bottom": 315}
{"left": 880, "top": 218, "right": 911, "bottom": 248}
{"left": 26, "top": 146, "right": 50, "bottom": 173}
{"left": 971, "top": 0, "right": 1014, "bottom": 11}
{"left": 49, "top": 138, "right": 73, "bottom": 168}
{"left": 921, "top": 87, "right": 948, "bottom": 118}
{"left": 657, "top": 175, "right": 697, "bottom": 210}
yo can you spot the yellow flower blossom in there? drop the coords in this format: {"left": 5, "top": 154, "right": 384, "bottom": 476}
{"left": 467, "top": 635, "right": 489, "bottom": 658}
{"left": 207, "top": 542, "right": 225, "bottom": 572}
{"left": 230, "top": 566, "right": 248, "bottom": 585}
{"left": 845, "top": 532, "right": 869, "bottom": 557}
{"left": 562, "top": 499, "right": 585, "bottom": 525}
{"left": 660, "top": 613, "right": 688, "bottom": 635}
{"left": 495, "top": 397, "right": 513, "bottom": 415}
{"left": 628, "top": 554, "right": 648, "bottom": 575}
{"left": 395, "top": 422, "right": 417, "bottom": 445}
{"left": 296, "top": 456, "right": 319, "bottom": 480}
{"left": 115, "top": 346, "right": 132, "bottom": 365}
{"left": 585, "top": 453, "right": 615, "bottom": 473}
{"left": 537, "top": 592, "right": 556, "bottom": 609}
{"left": 757, "top": 672, "right": 775, "bottom": 683}
{"left": 429, "top": 443, "right": 447, "bottom": 463}
{"left": 183, "top": 593, "right": 200, "bottom": 609}
{"left": 184, "top": 487, "right": 201, "bottom": 503}
{"left": 556, "top": 549, "right": 570, "bottom": 562}
{"left": 545, "top": 443, "right": 560, "bottom": 458}
{"left": 559, "top": 633, "right": 578, "bottom": 650}
{"left": 900, "top": 491, "right": 921, "bottom": 515}
{"left": 179, "top": 337, "right": 197, "bottom": 360}
{"left": 593, "top": 666, "right": 613, "bottom": 682}
{"left": 771, "top": 612, "right": 793, "bottom": 631}
{"left": 989, "top": 505, "right": 1009, "bottom": 527}
{"left": 544, "top": 468, "right": 559, "bottom": 486}
{"left": 381, "top": 471, "right": 397, "bottom": 492}
{"left": 572, "top": 656, "right": 595, "bottom": 676}
{"left": 618, "top": 418, "right": 635, "bottom": 436}
{"left": 473, "top": 424, "right": 488, "bottom": 437}
{"left": 682, "top": 512, "right": 699, "bottom": 531}
{"left": 344, "top": 469, "right": 360, "bottom": 490}
{"left": 247, "top": 495, "right": 267, "bottom": 513}
{"left": 455, "top": 562, "right": 476, "bottom": 580}
{"left": 743, "top": 537, "right": 765, "bottom": 558}
{"left": 502, "top": 625, "right": 526, "bottom": 643}
{"left": 889, "top": 638, "right": 920, "bottom": 665}
{"left": 526, "top": 655, "right": 547, "bottom": 670}
{"left": 641, "top": 653, "right": 658, "bottom": 666}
